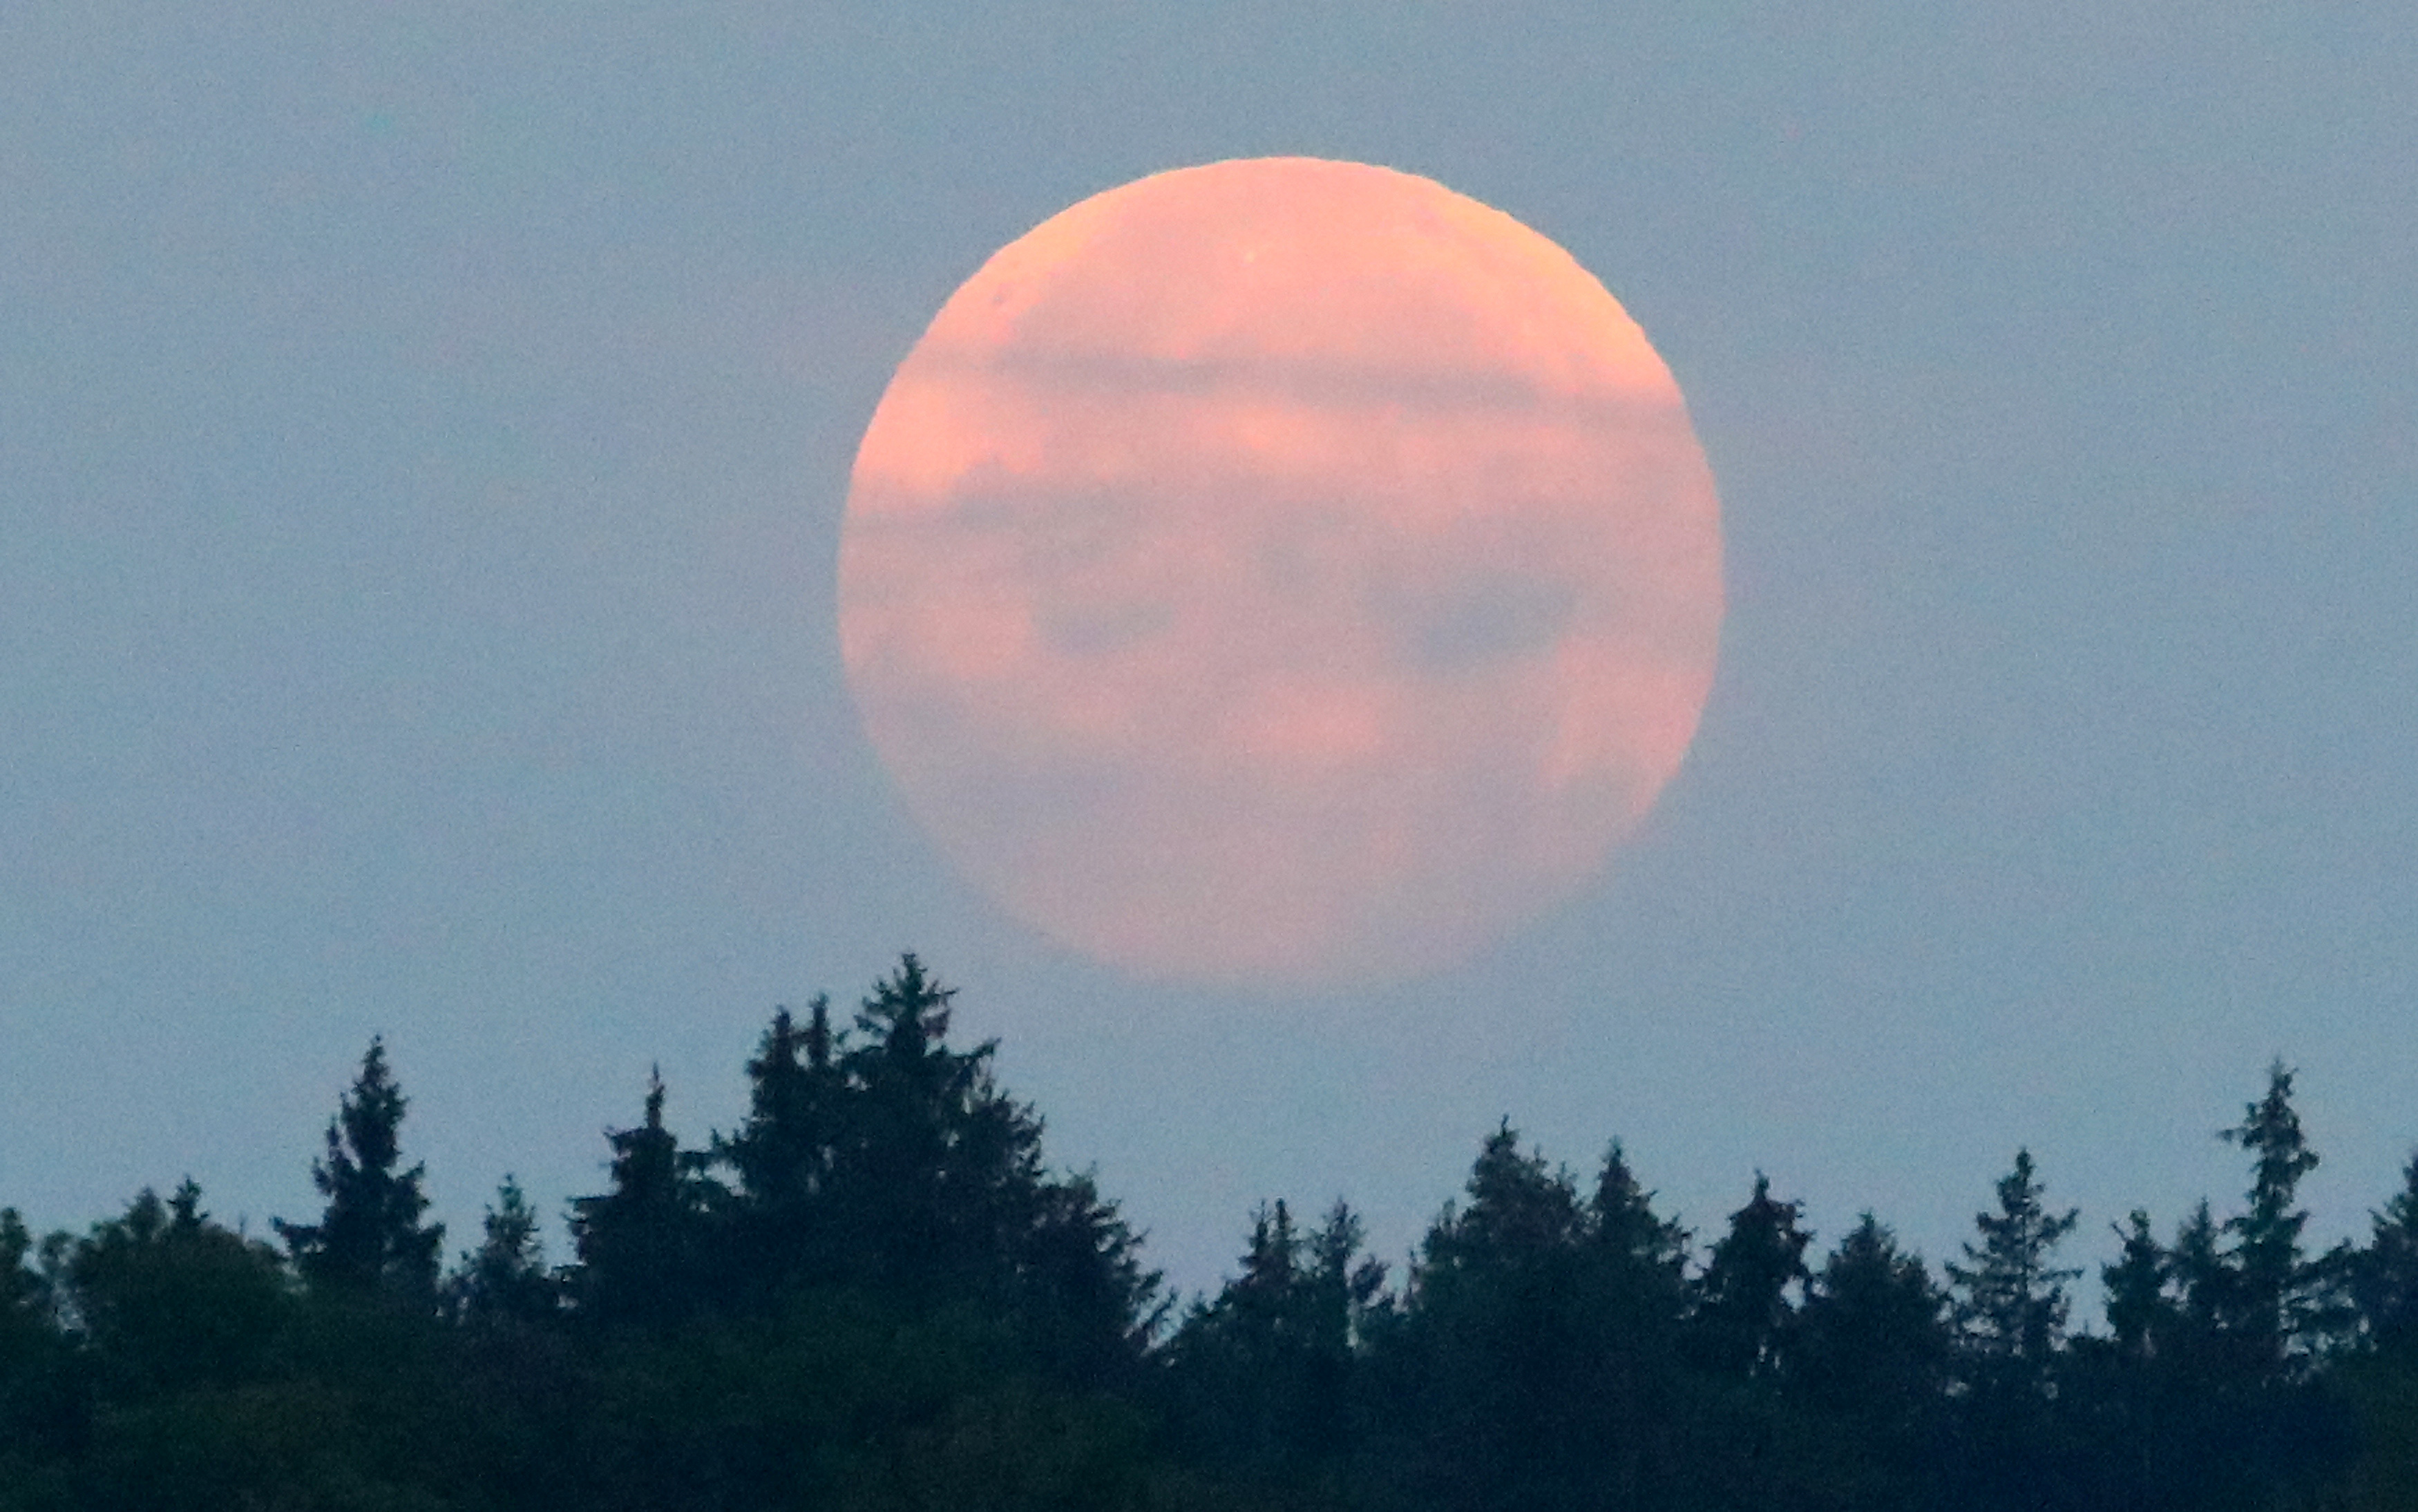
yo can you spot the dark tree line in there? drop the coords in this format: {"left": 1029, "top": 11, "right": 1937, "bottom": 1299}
{"left": 6, "top": 960, "right": 2418, "bottom": 1510}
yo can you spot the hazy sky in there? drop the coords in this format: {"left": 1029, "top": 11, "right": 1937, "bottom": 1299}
{"left": 6, "top": 3, "right": 2413, "bottom": 1303}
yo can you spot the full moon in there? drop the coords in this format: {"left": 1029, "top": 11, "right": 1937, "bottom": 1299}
{"left": 839, "top": 157, "right": 1722, "bottom": 988}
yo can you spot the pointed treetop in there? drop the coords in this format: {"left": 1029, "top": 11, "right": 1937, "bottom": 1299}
{"left": 2219, "top": 1060, "right": 2339, "bottom": 1369}
{"left": 274, "top": 1037, "right": 444, "bottom": 1299}
{"left": 2103, "top": 1209, "right": 2168, "bottom": 1359}
{"left": 755, "top": 1007, "right": 801, "bottom": 1080}
{"left": 1695, "top": 1170, "right": 1813, "bottom": 1379}
{"left": 450, "top": 1174, "right": 553, "bottom": 1326}
{"left": 859, "top": 953, "right": 956, "bottom": 1054}
{"left": 1432, "top": 1121, "right": 1585, "bottom": 1265}
{"left": 167, "top": 1177, "right": 205, "bottom": 1233}
{"left": 2225, "top": 1059, "right": 2319, "bottom": 1203}
{"left": 1945, "top": 1147, "right": 2080, "bottom": 1374}
{"left": 803, "top": 995, "right": 835, "bottom": 1069}
{"left": 1591, "top": 1139, "right": 1689, "bottom": 1270}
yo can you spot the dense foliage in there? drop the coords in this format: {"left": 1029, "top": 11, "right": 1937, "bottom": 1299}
{"left": 6, "top": 957, "right": 2417, "bottom": 1509}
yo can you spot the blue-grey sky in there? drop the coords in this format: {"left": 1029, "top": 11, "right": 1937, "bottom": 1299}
{"left": 6, "top": 3, "right": 2414, "bottom": 1303}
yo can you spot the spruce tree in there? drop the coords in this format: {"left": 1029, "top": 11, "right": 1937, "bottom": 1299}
{"left": 1393, "top": 1125, "right": 1599, "bottom": 1512}
{"left": 0, "top": 1208, "right": 42, "bottom": 1326}
{"left": 714, "top": 997, "right": 848, "bottom": 1297}
{"left": 569, "top": 1069, "right": 714, "bottom": 1326}
{"left": 2183, "top": 1066, "right": 2362, "bottom": 1509}
{"left": 2077, "top": 1209, "right": 2178, "bottom": 1507}
{"left": 1693, "top": 1171, "right": 1811, "bottom": 1381}
{"left": 2222, "top": 1060, "right": 2339, "bottom": 1373}
{"left": 1944, "top": 1148, "right": 2079, "bottom": 1393}
{"left": 2354, "top": 1151, "right": 2418, "bottom": 1355}
{"left": 2165, "top": 1198, "right": 2236, "bottom": 1370}
{"left": 1584, "top": 1142, "right": 1693, "bottom": 1510}
{"left": 67, "top": 1182, "right": 291, "bottom": 1395}
{"left": 0, "top": 1205, "right": 64, "bottom": 1462}
{"left": 836, "top": 955, "right": 1157, "bottom": 1346}
{"left": 840, "top": 955, "right": 995, "bottom": 1292}
{"left": 1795, "top": 1213, "right": 1949, "bottom": 1418}
{"left": 448, "top": 1176, "right": 554, "bottom": 1326}
{"left": 1172, "top": 1196, "right": 1384, "bottom": 1477}
{"left": 1304, "top": 1198, "right": 1389, "bottom": 1366}
{"left": 0, "top": 1206, "right": 60, "bottom": 1415}
{"left": 1170, "top": 1200, "right": 1307, "bottom": 1469}
{"left": 2102, "top": 1209, "right": 2169, "bottom": 1363}
{"left": 1016, "top": 1163, "right": 1161, "bottom": 1380}
{"left": 1418, "top": 1122, "right": 1587, "bottom": 1280}
{"left": 1589, "top": 1140, "right": 1690, "bottom": 1283}
{"left": 274, "top": 1037, "right": 445, "bottom": 1300}
{"left": 676, "top": 958, "right": 1163, "bottom": 1372}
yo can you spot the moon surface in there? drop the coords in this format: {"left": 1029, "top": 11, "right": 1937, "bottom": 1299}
{"left": 839, "top": 157, "right": 1722, "bottom": 988}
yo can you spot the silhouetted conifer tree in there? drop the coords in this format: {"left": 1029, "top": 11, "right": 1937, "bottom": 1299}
{"left": 1427, "top": 1124, "right": 1589, "bottom": 1273}
{"left": 2354, "top": 1152, "right": 2418, "bottom": 1356}
{"left": 64, "top": 1182, "right": 291, "bottom": 1397}
{"left": 1311, "top": 1198, "right": 1391, "bottom": 1352}
{"left": 1589, "top": 1141, "right": 1691, "bottom": 1290}
{"left": 1170, "top": 1200, "right": 1306, "bottom": 1466}
{"left": 1016, "top": 1165, "right": 1161, "bottom": 1381}
{"left": 448, "top": 1176, "right": 554, "bottom": 1326}
{"left": 839, "top": 956, "right": 993, "bottom": 1291}
{"left": 569, "top": 1069, "right": 715, "bottom": 1326}
{"left": 714, "top": 997, "right": 848, "bottom": 1297}
{"left": 1945, "top": 1148, "right": 2079, "bottom": 1393}
{"left": 0, "top": 1204, "right": 74, "bottom": 1475}
{"left": 2078, "top": 1209, "right": 2178, "bottom": 1508}
{"left": 1386, "top": 1125, "right": 1703, "bottom": 1512}
{"left": 0, "top": 1207, "right": 44, "bottom": 1327}
{"left": 1693, "top": 1171, "right": 1810, "bottom": 1381}
{"left": 2103, "top": 1209, "right": 2169, "bottom": 1363}
{"left": 1172, "top": 1196, "right": 1384, "bottom": 1476}
{"left": 2327, "top": 1156, "right": 2418, "bottom": 1512}
{"left": 827, "top": 955, "right": 1157, "bottom": 1370}
{"left": 1797, "top": 1214, "right": 1949, "bottom": 1415}
{"left": 1938, "top": 1151, "right": 2082, "bottom": 1508}
{"left": 274, "top": 1039, "right": 444, "bottom": 1301}
{"left": 1792, "top": 1214, "right": 1950, "bottom": 1509}
{"left": 1583, "top": 1142, "right": 1692, "bottom": 1511}
{"left": 2222, "top": 1060, "right": 2343, "bottom": 1374}
{"left": 2162, "top": 1198, "right": 2240, "bottom": 1379}
{"left": 1302, "top": 1197, "right": 1387, "bottom": 1404}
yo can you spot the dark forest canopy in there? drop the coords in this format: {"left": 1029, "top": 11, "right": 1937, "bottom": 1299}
{"left": 7, "top": 955, "right": 2418, "bottom": 1510}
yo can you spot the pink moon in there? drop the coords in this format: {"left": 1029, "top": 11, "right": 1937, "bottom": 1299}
{"left": 839, "top": 157, "right": 1722, "bottom": 988}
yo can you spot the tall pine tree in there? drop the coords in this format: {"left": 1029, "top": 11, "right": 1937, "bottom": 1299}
{"left": 838, "top": 956, "right": 998, "bottom": 1294}
{"left": 1583, "top": 1142, "right": 1693, "bottom": 1511}
{"left": 448, "top": 1176, "right": 555, "bottom": 1326}
{"left": 1389, "top": 1125, "right": 1606, "bottom": 1512}
{"left": 0, "top": 1205, "right": 70, "bottom": 1466}
{"left": 569, "top": 1069, "right": 715, "bottom": 1326}
{"left": 1795, "top": 1213, "right": 1950, "bottom": 1420}
{"left": 2222, "top": 1060, "right": 2341, "bottom": 1375}
{"left": 714, "top": 997, "right": 848, "bottom": 1299}
{"left": 1944, "top": 1148, "right": 2079, "bottom": 1394}
{"left": 274, "top": 1038, "right": 444, "bottom": 1301}
{"left": 1693, "top": 1171, "right": 1811, "bottom": 1381}
{"left": 2354, "top": 1151, "right": 2418, "bottom": 1356}
{"left": 2102, "top": 1209, "right": 2169, "bottom": 1365}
